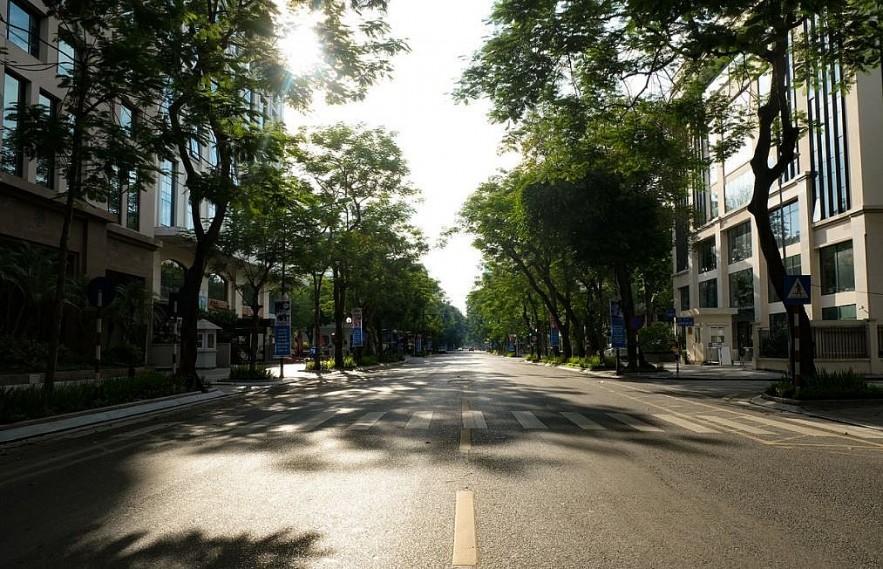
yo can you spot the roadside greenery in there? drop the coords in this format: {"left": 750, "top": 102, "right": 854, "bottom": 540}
{"left": 228, "top": 365, "right": 275, "bottom": 382}
{"left": 767, "top": 370, "right": 883, "bottom": 401}
{"left": 0, "top": 373, "right": 185, "bottom": 424}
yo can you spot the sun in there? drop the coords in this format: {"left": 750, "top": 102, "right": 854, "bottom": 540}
{"left": 278, "top": 11, "right": 324, "bottom": 76}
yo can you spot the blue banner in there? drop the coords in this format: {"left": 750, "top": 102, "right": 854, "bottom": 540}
{"left": 610, "top": 300, "right": 626, "bottom": 348}
{"left": 274, "top": 325, "right": 291, "bottom": 357}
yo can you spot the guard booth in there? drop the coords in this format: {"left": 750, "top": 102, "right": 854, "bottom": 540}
{"left": 196, "top": 319, "right": 221, "bottom": 369}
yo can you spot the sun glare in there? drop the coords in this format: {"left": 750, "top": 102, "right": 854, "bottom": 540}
{"left": 279, "top": 12, "right": 324, "bottom": 76}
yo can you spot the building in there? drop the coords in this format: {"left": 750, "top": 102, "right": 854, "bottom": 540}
{"left": 673, "top": 56, "right": 883, "bottom": 373}
{"left": 0, "top": 0, "right": 283, "bottom": 364}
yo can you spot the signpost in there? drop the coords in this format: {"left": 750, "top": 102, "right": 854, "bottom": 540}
{"left": 783, "top": 275, "right": 812, "bottom": 387}
{"left": 87, "top": 277, "right": 116, "bottom": 381}
{"left": 351, "top": 308, "right": 363, "bottom": 348}
{"left": 274, "top": 299, "right": 291, "bottom": 378}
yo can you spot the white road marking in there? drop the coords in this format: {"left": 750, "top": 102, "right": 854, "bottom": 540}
{"left": 512, "top": 411, "right": 547, "bottom": 429}
{"left": 606, "top": 412, "right": 664, "bottom": 432}
{"left": 653, "top": 414, "right": 719, "bottom": 434}
{"left": 405, "top": 410, "right": 434, "bottom": 430}
{"left": 784, "top": 417, "right": 883, "bottom": 439}
{"left": 462, "top": 410, "right": 487, "bottom": 430}
{"left": 741, "top": 415, "right": 839, "bottom": 436}
{"left": 560, "top": 412, "right": 606, "bottom": 430}
{"left": 699, "top": 415, "right": 775, "bottom": 435}
{"left": 347, "top": 411, "right": 386, "bottom": 431}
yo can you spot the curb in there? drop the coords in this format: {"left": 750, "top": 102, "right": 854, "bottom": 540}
{"left": 0, "top": 389, "right": 227, "bottom": 444}
{"left": 749, "top": 395, "right": 883, "bottom": 432}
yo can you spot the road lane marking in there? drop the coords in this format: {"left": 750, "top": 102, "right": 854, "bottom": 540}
{"left": 741, "top": 415, "right": 839, "bottom": 436}
{"left": 560, "top": 412, "right": 606, "bottom": 430}
{"left": 783, "top": 417, "right": 883, "bottom": 439}
{"left": 459, "top": 429, "right": 472, "bottom": 453}
{"left": 406, "top": 410, "right": 433, "bottom": 430}
{"left": 606, "top": 412, "right": 664, "bottom": 432}
{"left": 512, "top": 410, "right": 547, "bottom": 429}
{"left": 347, "top": 411, "right": 386, "bottom": 431}
{"left": 462, "top": 410, "right": 487, "bottom": 430}
{"left": 452, "top": 490, "right": 478, "bottom": 567}
{"left": 698, "top": 415, "right": 775, "bottom": 435}
{"left": 276, "top": 410, "right": 338, "bottom": 432}
{"left": 653, "top": 414, "right": 719, "bottom": 434}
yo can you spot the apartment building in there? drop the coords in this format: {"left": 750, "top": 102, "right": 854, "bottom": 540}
{"left": 0, "top": 0, "right": 283, "bottom": 359}
{"left": 673, "top": 58, "right": 883, "bottom": 373}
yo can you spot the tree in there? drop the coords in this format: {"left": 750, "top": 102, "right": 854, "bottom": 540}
{"left": 458, "top": 0, "right": 883, "bottom": 378}
{"left": 153, "top": 1, "right": 406, "bottom": 388}
{"left": 292, "top": 123, "right": 417, "bottom": 369}
{"left": 5, "top": 0, "right": 169, "bottom": 391}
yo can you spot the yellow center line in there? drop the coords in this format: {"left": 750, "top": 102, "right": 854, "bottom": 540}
{"left": 452, "top": 490, "right": 478, "bottom": 567}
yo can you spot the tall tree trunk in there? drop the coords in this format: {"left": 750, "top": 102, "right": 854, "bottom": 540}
{"left": 179, "top": 259, "right": 205, "bottom": 391}
{"left": 332, "top": 264, "right": 345, "bottom": 369}
{"left": 43, "top": 185, "right": 77, "bottom": 393}
{"left": 614, "top": 263, "right": 640, "bottom": 370}
{"left": 748, "top": 35, "right": 815, "bottom": 380}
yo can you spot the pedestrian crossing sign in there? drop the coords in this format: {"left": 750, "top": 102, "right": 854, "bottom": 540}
{"left": 783, "top": 275, "right": 811, "bottom": 305}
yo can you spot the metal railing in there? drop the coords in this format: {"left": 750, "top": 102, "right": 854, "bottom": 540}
{"left": 759, "top": 324, "right": 869, "bottom": 359}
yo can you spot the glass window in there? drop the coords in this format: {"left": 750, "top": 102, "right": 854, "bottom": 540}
{"left": 727, "top": 221, "right": 752, "bottom": 264}
{"left": 126, "top": 188, "right": 139, "bottom": 230}
{"left": 729, "top": 269, "right": 754, "bottom": 308}
{"left": 208, "top": 274, "right": 227, "bottom": 302}
{"left": 769, "top": 312, "right": 788, "bottom": 332}
{"left": 769, "top": 254, "right": 802, "bottom": 302}
{"left": 822, "top": 305, "right": 857, "bottom": 320}
{"left": 160, "top": 260, "right": 185, "bottom": 300}
{"left": 36, "top": 92, "right": 57, "bottom": 188}
{"left": 159, "top": 160, "right": 176, "bottom": 227}
{"left": 806, "top": 17, "right": 850, "bottom": 222}
{"left": 697, "top": 237, "right": 717, "bottom": 273}
{"left": 724, "top": 172, "right": 753, "bottom": 213}
{"left": 698, "top": 279, "right": 718, "bottom": 308}
{"left": 207, "top": 131, "right": 218, "bottom": 167}
{"left": 770, "top": 200, "right": 800, "bottom": 250}
{"left": 7, "top": 1, "right": 40, "bottom": 57}
{"left": 820, "top": 241, "right": 854, "bottom": 294}
{"left": 678, "top": 285, "right": 690, "bottom": 311}
{"left": 57, "top": 39, "right": 74, "bottom": 77}
{"left": 2, "top": 73, "right": 25, "bottom": 176}
{"left": 119, "top": 103, "right": 134, "bottom": 134}
{"left": 189, "top": 135, "right": 200, "bottom": 160}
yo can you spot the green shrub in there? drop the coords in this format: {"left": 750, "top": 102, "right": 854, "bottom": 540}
{"left": 359, "top": 355, "right": 379, "bottom": 366}
{"left": 0, "top": 335, "right": 49, "bottom": 371}
{"left": 766, "top": 369, "right": 883, "bottom": 400}
{"left": 0, "top": 372, "right": 186, "bottom": 424}
{"left": 638, "top": 322, "right": 676, "bottom": 353}
{"left": 228, "top": 365, "right": 274, "bottom": 381}
{"left": 304, "top": 356, "right": 356, "bottom": 371}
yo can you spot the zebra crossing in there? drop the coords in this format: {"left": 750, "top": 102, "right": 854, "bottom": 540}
{"left": 236, "top": 406, "right": 883, "bottom": 441}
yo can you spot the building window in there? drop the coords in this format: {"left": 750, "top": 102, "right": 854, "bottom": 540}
{"left": 769, "top": 312, "right": 788, "bottom": 332}
{"left": 57, "top": 39, "right": 74, "bottom": 77}
{"left": 36, "top": 92, "right": 57, "bottom": 188}
{"left": 678, "top": 285, "right": 690, "bottom": 311}
{"left": 769, "top": 254, "right": 802, "bottom": 302}
{"left": 698, "top": 279, "right": 718, "bottom": 308}
{"left": 159, "top": 160, "right": 176, "bottom": 227}
{"left": 697, "top": 237, "right": 717, "bottom": 273}
{"left": 770, "top": 200, "right": 799, "bottom": 250}
{"left": 160, "top": 260, "right": 185, "bottom": 300}
{"left": 126, "top": 188, "right": 139, "bottom": 230}
{"left": 2, "top": 73, "right": 25, "bottom": 176}
{"left": 724, "top": 171, "right": 753, "bottom": 213}
{"left": 7, "top": 1, "right": 40, "bottom": 57}
{"left": 189, "top": 134, "right": 201, "bottom": 160}
{"left": 820, "top": 241, "right": 854, "bottom": 295}
{"left": 806, "top": 19, "right": 850, "bottom": 221}
{"left": 822, "top": 304, "right": 857, "bottom": 321}
{"left": 119, "top": 103, "right": 134, "bottom": 134}
{"left": 675, "top": 218, "right": 689, "bottom": 272}
{"left": 208, "top": 273, "right": 227, "bottom": 306}
{"left": 207, "top": 130, "right": 218, "bottom": 167}
{"left": 728, "top": 268, "right": 755, "bottom": 320}
{"left": 727, "top": 221, "right": 752, "bottom": 264}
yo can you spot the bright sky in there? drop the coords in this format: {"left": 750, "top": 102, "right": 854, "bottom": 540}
{"left": 284, "top": 1, "right": 518, "bottom": 314}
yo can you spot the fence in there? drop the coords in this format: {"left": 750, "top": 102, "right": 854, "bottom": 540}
{"left": 758, "top": 323, "right": 869, "bottom": 359}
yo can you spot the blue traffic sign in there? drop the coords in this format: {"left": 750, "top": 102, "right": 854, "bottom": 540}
{"left": 783, "top": 275, "right": 812, "bottom": 305}
{"left": 677, "top": 317, "right": 694, "bottom": 327}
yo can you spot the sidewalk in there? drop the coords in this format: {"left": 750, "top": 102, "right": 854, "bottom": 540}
{"left": 588, "top": 363, "right": 883, "bottom": 430}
